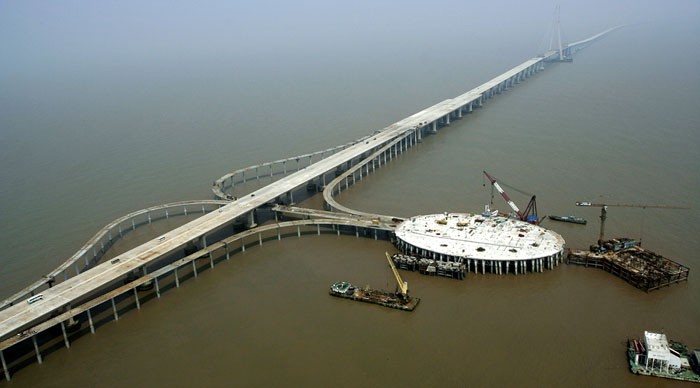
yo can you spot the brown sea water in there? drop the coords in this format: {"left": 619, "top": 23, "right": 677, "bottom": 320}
{"left": 1, "top": 15, "right": 699, "bottom": 388}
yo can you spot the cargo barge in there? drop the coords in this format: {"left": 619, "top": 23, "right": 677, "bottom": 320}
{"left": 328, "top": 281, "right": 420, "bottom": 311}
{"left": 328, "top": 253, "right": 420, "bottom": 311}
{"left": 548, "top": 215, "right": 586, "bottom": 225}
{"left": 567, "top": 238, "right": 689, "bottom": 292}
{"left": 628, "top": 331, "right": 700, "bottom": 383}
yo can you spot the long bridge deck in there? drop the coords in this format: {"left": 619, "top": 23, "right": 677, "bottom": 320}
{"left": 0, "top": 27, "right": 621, "bottom": 380}
{"left": 0, "top": 120, "right": 415, "bottom": 339}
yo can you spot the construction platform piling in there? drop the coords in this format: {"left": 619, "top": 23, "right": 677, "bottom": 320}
{"left": 567, "top": 242, "right": 689, "bottom": 292}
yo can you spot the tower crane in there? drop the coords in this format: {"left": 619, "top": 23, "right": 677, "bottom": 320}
{"left": 575, "top": 201, "right": 689, "bottom": 245}
{"left": 483, "top": 171, "right": 539, "bottom": 224}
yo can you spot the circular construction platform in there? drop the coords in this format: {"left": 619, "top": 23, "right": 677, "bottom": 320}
{"left": 395, "top": 212, "right": 565, "bottom": 274}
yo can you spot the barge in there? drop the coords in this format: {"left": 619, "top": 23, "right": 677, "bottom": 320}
{"left": 328, "top": 281, "right": 420, "bottom": 311}
{"left": 392, "top": 253, "right": 466, "bottom": 280}
{"left": 548, "top": 215, "right": 586, "bottom": 225}
{"left": 328, "top": 253, "right": 420, "bottom": 311}
{"left": 628, "top": 331, "right": 700, "bottom": 383}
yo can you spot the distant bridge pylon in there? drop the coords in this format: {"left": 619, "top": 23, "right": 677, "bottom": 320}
{"left": 540, "top": 5, "right": 572, "bottom": 62}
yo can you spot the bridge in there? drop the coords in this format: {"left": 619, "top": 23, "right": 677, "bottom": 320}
{"left": 0, "top": 26, "right": 621, "bottom": 381}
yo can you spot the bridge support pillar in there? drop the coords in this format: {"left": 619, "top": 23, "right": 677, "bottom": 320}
{"left": 133, "top": 288, "right": 141, "bottom": 309}
{"left": 248, "top": 211, "right": 257, "bottom": 228}
{"left": 111, "top": 298, "right": 119, "bottom": 320}
{"left": 1, "top": 349, "right": 10, "bottom": 381}
{"left": 32, "top": 336, "right": 42, "bottom": 364}
{"left": 60, "top": 321, "right": 70, "bottom": 349}
{"left": 431, "top": 121, "right": 437, "bottom": 134}
{"left": 445, "top": 114, "right": 451, "bottom": 125}
{"left": 87, "top": 308, "right": 95, "bottom": 333}
{"left": 155, "top": 277, "right": 162, "bottom": 297}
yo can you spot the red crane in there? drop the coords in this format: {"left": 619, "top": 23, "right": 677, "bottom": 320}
{"left": 483, "top": 171, "right": 539, "bottom": 224}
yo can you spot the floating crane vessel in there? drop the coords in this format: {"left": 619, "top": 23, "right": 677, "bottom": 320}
{"left": 328, "top": 253, "right": 420, "bottom": 311}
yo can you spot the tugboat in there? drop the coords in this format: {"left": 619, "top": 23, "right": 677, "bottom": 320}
{"left": 328, "top": 253, "right": 420, "bottom": 311}
{"left": 548, "top": 215, "right": 587, "bottom": 225}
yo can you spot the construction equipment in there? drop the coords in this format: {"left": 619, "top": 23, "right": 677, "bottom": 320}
{"left": 483, "top": 171, "right": 539, "bottom": 224}
{"left": 575, "top": 201, "right": 689, "bottom": 245}
{"left": 385, "top": 252, "right": 408, "bottom": 299}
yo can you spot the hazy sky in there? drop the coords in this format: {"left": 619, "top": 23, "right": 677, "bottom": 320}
{"left": 2, "top": 0, "right": 698, "bottom": 81}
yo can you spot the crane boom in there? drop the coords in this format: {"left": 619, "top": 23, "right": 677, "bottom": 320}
{"left": 385, "top": 252, "right": 408, "bottom": 297}
{"left": 483, "top": 171, "right": 540, "bottom": 223}
{"left": 483, "top": 171, "right": 522, "bottom": 218}
{"left": 575, "top": 201, "right": 690, "bottom": 243}
{"left": 576, "top": 202, "right": 688, "bottom": 210}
